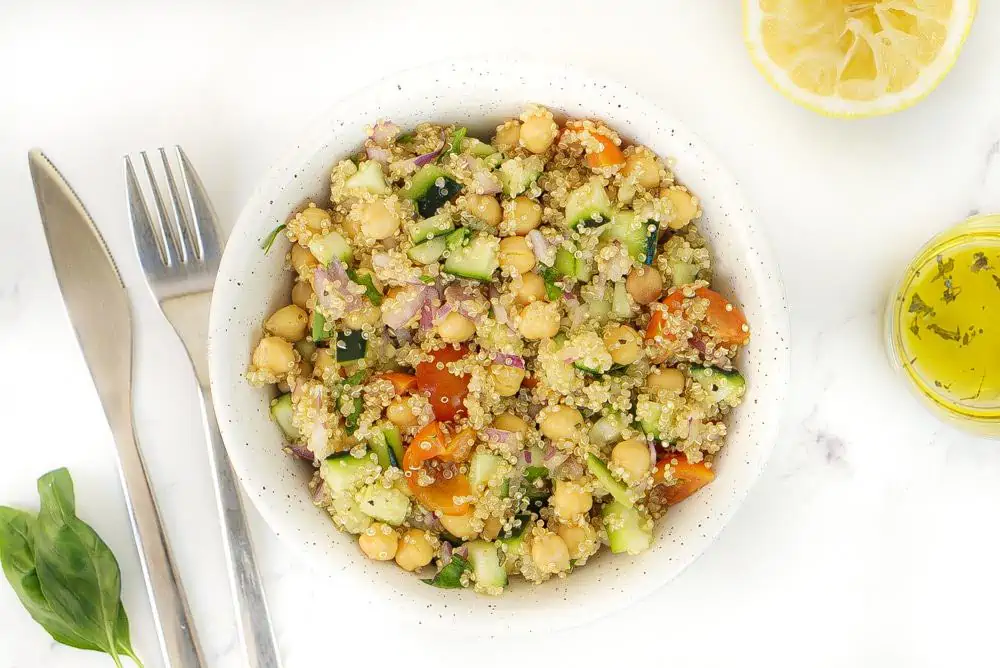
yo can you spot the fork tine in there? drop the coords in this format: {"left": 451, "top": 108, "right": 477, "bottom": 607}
{"left": 159, "top": 148, "right": 200, "bottom": 261}
{"left": 175, "top": 146, "right": 222, "bottom": 263}
{"left": 125, "top": 155, "right": 168, "bottom": 270}
{"left": 140, "top": 151, "right": 183, "bottom": 266}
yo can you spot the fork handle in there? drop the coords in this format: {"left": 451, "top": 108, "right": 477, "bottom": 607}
{"left": 198, "top": 388, "right": 283, "bottom": 668}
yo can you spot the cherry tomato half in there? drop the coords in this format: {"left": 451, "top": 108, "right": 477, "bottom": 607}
{"left": 415, "top": 345, "right": 470, "bottom": 422}
{"left": 644, "top": 288, "right": 749, "bottom": 348}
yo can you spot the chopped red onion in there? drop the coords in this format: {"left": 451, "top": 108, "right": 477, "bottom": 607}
{"left": 314, "top": 263, "right": 364, "bottom": 313}
{"left": 441, "top": 541, "right": 453, "bottom": 563}
{"left": 443, "top": 284, "right": 487, "bottom": 323}
{"left": 454, "top": 545, "right": 469, "bottom": 560}
{"left": 522, "top": 450, "right": 533, "bottom": 465}
{"left": 648, "top": 440, "right": 657, "bottom": 468}
{"left": 287, "top": 443, "right": 315, "bottom": 462}
{"left": 312, "top": 483, "right": 330, "bottom": 505}
{"left": 369, "top": 120, "right": 400, "bottom": 147}
{"left": 492, "top": 298, "right": 510, "bottom": 326}
{"left": 482, "top": 428, "right": 514, "bottom": 443}
{"left": 382, "top": 285, "right": 426, "bottom": 330}
{"left": 492, "top": 352, "right": 525, "bottom": 369}
{"left": 366, "top": 145, "right": 392, "bottom": 164}
{"left": 413, "top": 130, "right": 447, "bottom": 167}
{"left": 308, "top": 421, "right": 327, "bottom": 458}
{"left": 473, "top": 170, "right": 501, "bottom": 195}
{"left": 543, "top": 444, "right": 558, "bottom": 461}
{"left": 527, "top": 230, "right": 555, "bottom": 266}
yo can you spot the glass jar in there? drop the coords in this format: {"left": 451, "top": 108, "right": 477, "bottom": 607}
{"left": 885, "top": 214, "right": 1000, "bottom": 437}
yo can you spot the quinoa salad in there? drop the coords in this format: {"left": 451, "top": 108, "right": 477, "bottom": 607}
{"left": 247, "top": 105, "right": 750, "bottom": 595}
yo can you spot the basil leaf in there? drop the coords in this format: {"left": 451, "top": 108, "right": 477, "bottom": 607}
{"left": 540, "top": 268, "right": 563, "bottom": 301}
{"left": 0, "top": 507, "right": 103, "bottom": 652}
{"left": 343, "top": 370, "right": 367, "bottom": 386}
{"left": 33, "top": 469, "right": 138, "bottom": 665}
{"left": 260, "top": 223, "right": 286, "bottom": 253}
{"left": 422, "top": 554, "right": 469, "bottom": 589}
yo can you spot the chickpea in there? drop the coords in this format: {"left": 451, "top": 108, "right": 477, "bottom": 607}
{"left": 518, "top": 301, "right": 560, "bottom": 340}
{"left": 481, "top": 517, "right": 503, "bottom": 542}
{"left": 505, "top": 196, "right": 543, "bottom": 235}
{"left": 394, "top": 529, "right": 435, "bottom": 572}
{"left": 386, "top": 396, "right": 419, "bottom": 427}
{"left": 513, "top": 272, "right": 547, "bottom": 306}
{"left": 264, "top": 304, "right": 309, "bottom": 342}
{"left": 342, "top": 214, "right": 362, "bottom": 239}
{"left": 539, "top": 405, "right": 584, "bottom": 441}
{"left": 360, "top": 200, "right": 400, "bottom": 240}
{"left": 437, "top": 311, "right": 475, "bottom": 343}
{"left": 557, "top": 522, "right": 598, "bottom": 561}
{"left": 439, "top": 511, "right": 478, "bottom": 540}
{"left": 611, "top": 438, "right": 652, "bottom": 481}
{"left": 622, "top": 150, "right": 661, "bottom": 189}
{"left": 343, "top": 304, "right": 381, "bottom": 330}
{"left": 359, "top": 523, "right": 399, "bottom": 561}
{"left": 493, "top": 120, "right": 521, "bottom": 153}
{"left": 490, "top": 363, "right": 525, "bottom": 397}
{"left": 313, "top": 348, "right": 338, "bottom": 380}
{"left": 252, "top": 336, "right": 296, "bottom": 376}
{"left": 461, "top": 194, "right": 502, "bottom": 227}
{"left": 493, "top": 413, "right": 530, "bottom": 434}
{"left": 626, "top": 266, "right": 663, "bottom": 305}
{"left": 291, "top": 280, "right": 314, "bottom": 310}
{"left": 499, "top": 236, "right": 536, "bottom": 275}
{"left": 299, "top": 205, "right": 332, "bottom": 232}
{"left": 520, "top": 114, "right": 558, "bottom": 154}
{"left": 647, "top": 367, "right": 685, "bottom": 393}
{"left": 290, "top": 243, "right": 318, "bottom": 277}
{"left": 603, "top": 324, "right": 642, "bottom": 366}
{"left": 664, "top": 187, "right": 699, "bottom": 230}
{"left": 531, "top": 531, "right": 571, "bottom": 574}
{"left": 551, "top": 480, "right": 593, "bottom": 520}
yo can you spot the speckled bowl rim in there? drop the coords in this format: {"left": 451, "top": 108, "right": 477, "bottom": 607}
{"left": 208, "top": 59, "right": 790, "bottom": 635}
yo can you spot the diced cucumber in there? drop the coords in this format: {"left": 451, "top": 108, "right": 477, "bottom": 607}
{"left": 356, "top": 484, "right": 410, "bottom": 526}
{"left": 369, "top": 424, "right": 405, "bottom": 469}
{"left": 601, "top": 500, "right": 653, "bottom": 555}
{"left": 600, "top": 211, "right": 651, "bottom": 262}
{"left": 636, "top": 396, "right": 674, "bottom": 440}
{"left": 270, "top": 393, "right": 299, "bottom": 440}
{"left": 406, "top": 212, "right": 455, "bottom": 244}
{"left": 329, "top": 494, "right": 372, "bottom": 534}
{"left": 586, "top": 454, "right": 631, "bottom": 506}
{"left": 337, "top": 394, "right": 363, "bottom": 434}
{"left": 466, "top": 540, "right": 507, "bottom": 591}
{"left": 588, "top": 412, "right": 628, "bottom": 448}
{"left": 554, "top": 246, "right": 577, "bottom": 278}
{"left": 612, "top": 281, "right": 633, "bottom": 319}
{"left": 689, "top": 365, "right": 747, "bottom": 405}
{"left": 484, "top": 152, "right": 504, "bottom": 170}
{"left": 498, "top": 514, "right": 532, "bottom": 564}
{"left": 465, "top": 138, "right": 496, "bottom": 158}
{"left": 443, "top": 234, "right": 499, "bottom": 281}
{"left": 295, "top": 339, "right": 316, "bottom": 361}
{"left": 312, "top": 311, "right": 333, "bottom": 342}
{"left": 565, "top": 180, "right": 613, "bottom": 228}
{"left": 445, "top": 227, "right": 469, "bottom": 251}
{"left": 469, "top": 452, "right": 505, "bottom": 491}
{"left": 402, "top": 165, "right": 462, "bottom": 217}
{"left": 522, "top": 465, "right": 551, "bottom": 505}
{"left": 407, "top": 236, "right": 447, "bottom": 265}
{"left": 345, "top": 160, "right": 390, "bottom": 194}
{"left": 642, "top": 220, "right": 659, "bottom": 265}
{"left": 336, "top": 329, "right": 367, "bottom": 362}
{"left": 575, "top": 255, "right": 593, "bottom": 282}
{"left": 670, "top": 261, "right": 699, "bottom": 286}
{"left": 308, "top": 230, "right": 352, "bottom": 265}
{"left": 498, "top": 157, "right": 543, "bottom": 197}
{"left": 320, "top": 453, "right": 378, "bottom": 494}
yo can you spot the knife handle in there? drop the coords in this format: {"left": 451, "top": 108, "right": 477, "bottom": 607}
{"left": 197, "top": 388, "right": 283, "bottom": 668}
{"left": 112, "top": 399, "right": 206, "bottom": 667}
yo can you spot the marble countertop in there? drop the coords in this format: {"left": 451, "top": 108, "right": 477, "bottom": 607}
{"left": 3, "top": 1, "right": 1000, "bottom": 666}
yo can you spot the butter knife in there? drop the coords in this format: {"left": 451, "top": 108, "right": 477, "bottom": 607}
{"left": 28, "top": 150, "right": 205, "bottom": 668}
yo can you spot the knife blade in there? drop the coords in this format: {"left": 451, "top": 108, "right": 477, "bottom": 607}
{"left": 28, "top": 150, "right": 205, "bottom": 668}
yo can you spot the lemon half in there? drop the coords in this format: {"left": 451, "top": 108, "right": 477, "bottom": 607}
{"left": 744, "top": 0, "right": 977, "bottom": 118}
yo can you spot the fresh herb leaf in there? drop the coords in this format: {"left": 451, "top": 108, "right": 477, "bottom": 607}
{"left": 0, "top": 469, "right": 143, "bottom": 667}
{"left": 971, "top": 252, "right": 991, "bottom": 273}
{"left": 540, "top": 268, "right": 563, "bottom": 301}
{"left": 422, "top": 554, "right": 469, "bottom": 588}
{"left": 340, "top": 396, "right": 363, "bottom": 434}
{"left": 396, "top": 131, "right": 415, "bottom": 145}
{"left": 448, "top": 127, "right": 467, "bottom": 155}
{"left": 260, "top": 223, "right": 286, "bottom": 253}
{"left": 927, "top": 324, "right": 961, "bottom": 342}
{"left": 931, "top": 255, "right": 955, "bottom": 282}
{"left": 343, "top": 370, "right": 367, "bottom": 386}
{"left": 418, "top": 275, "right": 436, "bottom": 285}
{"left": 312, "top": 311, "right": 333, "bottom": 342}
{"left": 942, "top": 280, "right": 962, "bottom": 304}
{"left": 993, "top": 274, "right": 1000, "bottom": 291}
{"left": 346, "top": 269, "right": 383, "bottom": 306}
{"left": 908, "top": 293, "right": 935, "bottom": 317}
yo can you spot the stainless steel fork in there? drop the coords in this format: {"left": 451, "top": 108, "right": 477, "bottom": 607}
{"left": 126, "top": 147, "right": 282, "bottom": 668}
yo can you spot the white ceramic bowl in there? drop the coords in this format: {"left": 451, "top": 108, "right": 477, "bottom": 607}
{"left": 208, "top": 60, "right": 790, "bottom": 634}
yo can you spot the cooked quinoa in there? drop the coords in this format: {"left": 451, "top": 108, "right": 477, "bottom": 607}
{"left": 248, "top": 106, "right": 750, "bottom": 595}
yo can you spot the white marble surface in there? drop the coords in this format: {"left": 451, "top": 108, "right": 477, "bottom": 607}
{"left": 2, "top": 1, "right": 1000, "bottom": 666}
